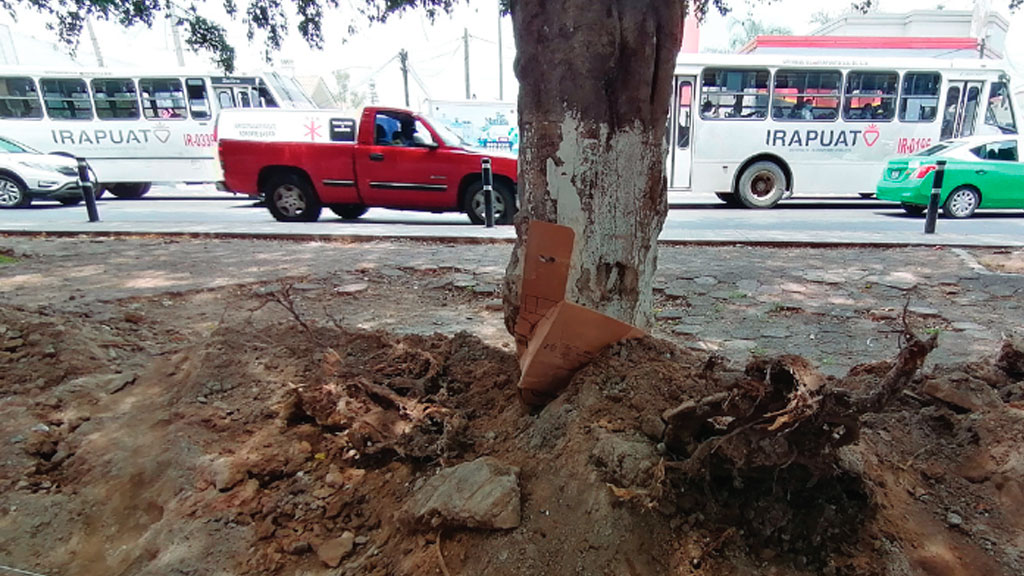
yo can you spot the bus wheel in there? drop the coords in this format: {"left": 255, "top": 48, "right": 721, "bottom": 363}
{"left": 715, "top": 192, "right": 743, "bottom": 207}
{"left": 329, "top": 204, "right": 369, "bottom": 220}
{"left": 736, "top": 161, "right": 786, "bottom": 209}
{"left": 943, "top": 186, "right": 979, "bottom": 219}
{"left": 465, "top": 180, "right": 516, "bottom": 225}
{"left": 266, "top": 173, "right": 322, "bottom": 222}
{"left": 107, "top": 183, "right": 151, "bottom": 199}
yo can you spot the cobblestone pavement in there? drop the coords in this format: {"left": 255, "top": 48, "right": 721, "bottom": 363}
{"left": 2, "top": 235, "right": 1021, "bottom": 376}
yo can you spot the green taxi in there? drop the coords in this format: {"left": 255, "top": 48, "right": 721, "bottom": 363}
{"left": 876, "top": 135, "right": 1024, "bottom": 218}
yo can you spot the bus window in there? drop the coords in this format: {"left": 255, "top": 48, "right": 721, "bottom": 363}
{"left": 962, "top": 85, "right": 981, "bottom": 137}
{"left": 186, "top": 78, "right": 211, "bottom": 120}
{"left": 257, "top": 85, "right": 279, "bottom": 107}
{"left": 985, "top": 81, "right": 1017, "bottom": 134}
{"left": 217, "top": 90, "right": 234, "bottom": 109}
{"left": 91, "top": 79, "right": 139, "bottom": 120}
{"left": 41, "top": 78, "right": 93, "bottom": 120}
{"left": 0, "top": 77, "right": 43, "bottom": 119}
{"left": 899, "top": 72, "right": 940, "bottom": 122}
{"left": 140, "top": 78, "right": 187, "bottom": 120}
{"left": 941, "top": 85, "right": 961, "bottom": 140}
{"left": 772, "top": 69, "right": 841, "bottom": 122}
{"left": 699, "top": 68, "right": 769, "bottom": 120}
{"left": 677, "top": 81, "right": 692, "bottom": 148}
{"left": 843, "top": 71, "right": 897, "bottom": 121}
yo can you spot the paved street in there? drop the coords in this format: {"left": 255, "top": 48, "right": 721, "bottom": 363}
{"left": 1, "top": 185, "right": 1023, "bottom": 246}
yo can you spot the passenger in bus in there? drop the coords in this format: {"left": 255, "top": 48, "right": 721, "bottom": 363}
{"left": 791, "top": 99, "right": 813, "bottom": 120}
{"left": 700, "top": 99, "right": 714, "bottom": 118}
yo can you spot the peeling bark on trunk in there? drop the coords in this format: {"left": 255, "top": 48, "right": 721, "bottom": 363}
{"left": 503, "top": 0, "right": 682, "bottom": 339}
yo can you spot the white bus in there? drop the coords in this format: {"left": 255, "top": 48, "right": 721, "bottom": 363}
{"left": 668, "top": 54, "right": 1018, "bottom": 207}
{"left": 0, "top": 67, "right": 314, "bottom": 198}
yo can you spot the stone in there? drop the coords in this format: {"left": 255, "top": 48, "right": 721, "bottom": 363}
{"left": 483, "top": 299, "right": 504, "bottom": 311}
{"left": 334, "top": 282, "right": 369, "bottom": 295}
{"left": 761, "top": 327, "right": 791, "bottom": 338}
{"left": 780, "top": 282, "right": 807, "bottom": 293}
{"left": 210, "top": 457, "right": 246, "bottom": 491}
{"left": 473, "top": 284, "right": 497, "bottom": 294}
{"left": 291, "top": 283, "right": 319, "bottom": 291}
{"left": 946, "top": 512, "right": 963, "bottom": 528}
{"left": 317, "top": 531, "right": 355, "bottom": 567}
{"left": 287, "top": 541, "right": 312, "bottom": 555}
{"left": 922, "top": 377, "right": 1002, "bottom": 413}
{"left": 952, "top": 321, "right": 986, "bottom": 332}
{"left": 736, "top": 279, "right": 760, "bottom": 293}
{"left": 655, "top": 310, "right": 686, "bottom": 321}
{"left": 664, "top": 282, "right": 690, "bottom": 299}
{"left": 402, "top": 457, "right": 520, "bottom": 530}
{"left": 877, "top": 274, "right": 919, "bottom": 291}
{"left": 672, "top": 324, "right": 702, "bottom": 336}
{"left": 908, "top": 306, "right": 941, "bottom": 317}
{"left": 694, "top": 276, "right": 718, "bottom": 286}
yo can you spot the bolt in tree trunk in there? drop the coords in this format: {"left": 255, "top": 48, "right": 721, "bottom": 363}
{"left": 503, "top": 0, "right": 683, "bottom": 338}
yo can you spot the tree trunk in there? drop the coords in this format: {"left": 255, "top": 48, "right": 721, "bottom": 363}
{"left": 503, "top": 0, "right": 682, "bottom": 341}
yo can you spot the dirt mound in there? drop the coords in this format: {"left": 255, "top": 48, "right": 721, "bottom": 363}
{"left": 2, "top": 289, "right": 1023, "bottom": 576}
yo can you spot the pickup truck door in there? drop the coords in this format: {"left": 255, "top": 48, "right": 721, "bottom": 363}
{"left": 354, "top": 114, "right": 454, "bottom": 209}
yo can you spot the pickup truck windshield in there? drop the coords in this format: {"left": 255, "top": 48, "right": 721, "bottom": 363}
{"left": 426, "top": 117, "right": 471, "bottom": 147}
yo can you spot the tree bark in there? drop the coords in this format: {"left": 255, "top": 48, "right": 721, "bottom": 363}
{"left": 503, "top": 0, "right": 682, "bottom": 339}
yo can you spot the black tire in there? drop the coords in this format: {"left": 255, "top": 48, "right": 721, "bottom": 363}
{"left": 464, "top": 180, "right": 516, "bottom": 225}
{"left": 329, "top": 204, "right": 369, "bottom": 220}
{"left": 943, "top": 186, "right": 980, "bottom": 219}
{"left": 0, "top": 174, "right": 30, "bottom": 208}
{"left": 107, "top": 182, "right": 151, "bottom": 199}
{"left": 901, "top": 203, "right": 926, "bottom": 216}
{"left": 264, "top": 172, "right": 322, "bottom": 222}
{"left": 715, "top": 192, "right": 743, "bottom": 207}
{"left": 859, "top": 192, "right": 876, "bottom": 199}
{"left": 59, "top": 197, "right": 83, "bottom": 206}
{"left": 736, "top": 161, "right": 786, "bottom": 209}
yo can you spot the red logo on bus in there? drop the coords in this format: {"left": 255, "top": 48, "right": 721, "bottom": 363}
{"left": 863, "top": 124, "right": 880, "bottom": 147}
{"left": 304, "top": 119, "right": 322, "bottom": 142}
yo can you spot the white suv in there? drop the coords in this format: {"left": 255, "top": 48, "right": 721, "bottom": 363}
{"left": 0, "top": 136, "right": 82, "bottom": 208}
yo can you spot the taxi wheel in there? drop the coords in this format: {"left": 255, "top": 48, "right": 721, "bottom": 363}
{"left": 943, "top": 186, "right": 980, "bottom": 219}
{"left": 265, "top": 173, "right": 322, "bottom": 222}
{"left": 0, "top": 174, "right": 29, "bottom": 208}
{"left": 901, "top": 203, "right": 926, "bottom": 216}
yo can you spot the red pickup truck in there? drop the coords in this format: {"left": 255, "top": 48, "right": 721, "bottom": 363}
{"left": 215, "top": 106, "right": 518, "bottom": 223}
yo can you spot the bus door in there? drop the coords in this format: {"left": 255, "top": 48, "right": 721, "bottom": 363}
{"left": 670, "top": 76, "right": 695, "bottom": 189}
{"left": 941, "top": 80, "right": 985, "bottom": 140}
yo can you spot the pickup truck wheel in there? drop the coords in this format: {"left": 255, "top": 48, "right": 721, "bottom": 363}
{"left": 266, "top": 173, "right": 322, "bottom": 222}
{"left": 465, "top": 181, "right": 516, "bottom": 225}
{"left": 329, "top": 204, "right": 369, "bottom": 220}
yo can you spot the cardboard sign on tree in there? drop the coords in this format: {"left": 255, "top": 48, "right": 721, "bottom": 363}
{"left": 514, "top": 220, "right": 645, "bottom": 405}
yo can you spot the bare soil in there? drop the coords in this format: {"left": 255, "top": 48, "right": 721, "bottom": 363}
{"left": 1, "top": 237, "right": 1023, "bottom": 576}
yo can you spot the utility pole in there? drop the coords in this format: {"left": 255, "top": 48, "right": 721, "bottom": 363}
{"left": 497, "top": 4, "right": 503, "bottom": 100}
{"left": 169, "top": 13, "right": 186, "bottom": 67}
{"left": 463, "top": 28, "right": 471, "bottom": 99}
{"left": 399, "top": 49, "right": 410, "bottom": 107}
{"left": 85, "top": 17, "right": 104, "bottom": 67}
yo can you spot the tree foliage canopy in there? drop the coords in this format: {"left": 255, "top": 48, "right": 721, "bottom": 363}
{"left": 10, "top": 0, "right": 733, "bottom": 72}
